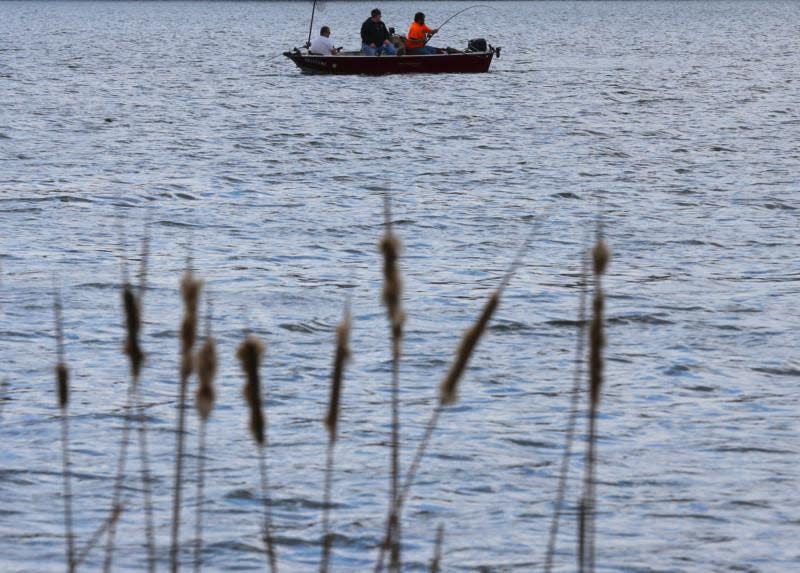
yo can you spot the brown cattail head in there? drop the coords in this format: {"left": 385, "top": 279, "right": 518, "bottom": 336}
{"left": 592, "top": 240, "right": 610, "bottom": 276}
{"left": 195, "top": 336, "right": 217, "bottom": 421}
{"left": 122, "top": 284, "right": 144, "bottom": 379}
{"left": 180, "top": 272, "right": 202, "bottom": 379}
{"left": 439, "top": 291, "right": 500, "bottom": 406}
{"left": 56, "top": 362, "right": 69, "bottom": 409}
{"left": 53, "top": 291, "right": 69, "bottom": 409}
{"left": 589, "top": 289, "right": 605, "bottom": 406}
{"left": 325, "top": 309, "right": 352, "bottom": 440}
{"left": 380, "top": 233, "right": 406, "bottom": 345}
{"left": 237, "top": 335, "right": 265, "bottom": 445}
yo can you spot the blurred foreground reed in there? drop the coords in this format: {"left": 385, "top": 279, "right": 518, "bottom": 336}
{"left": 29, "top": 219, "right": 609, "bottom": 572}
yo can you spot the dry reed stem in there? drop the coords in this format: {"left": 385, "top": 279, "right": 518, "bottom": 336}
{"left": 54, "top": 290, "right": 75, "bottom": 572}
{"left": 237, "top": 335, "right": 278, "bottom": 572}
{"left": 103, "top": 362, "right": 135, "bottom": 573}
{"left": 579, "top": 237, "right": 609, "bottom": 573}
{"left": 122, "top": 279, "right": 157, "bottom": 571}
{"left": 171, "top": 269, "right": 203, "bottom": 573}
{"left": 374, "top": 227, "right": 535, "bottom": 573}
{"left": 75, "top": 504, "right": 124, "bottom": 568}
{"left": 134, "top": 229, "right": 157, "bottom": 572}
{"left": 430, "top": 524, "right": 444, "bottom": 573}
{"left": 376, "top": 286, "right": 504, "bottom": 573}
{"left": 380, "top": 194, "right": 406, "bottom": 573}
{"left": 258, "top": 446, "right": 279, "bottom": 573}
{"left": 320, "top": 306, "right": 352, "bottom": 573}
{"left": 543, "top": 248, "right": 590, "bottom": 573}
{"left": 193, "top": 330, "right": 217, "bottom": 573}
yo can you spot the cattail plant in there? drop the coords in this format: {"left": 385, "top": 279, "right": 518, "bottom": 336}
{"left": 578, "top": 236, "right": 610, "bottom": 573}
{"left": 193, "top": 306, "right": 217, "bottom": 573}
{"left": 429, "top": 524, "right": 445, "bottom": 573}
{"left": 320, "top": 304, "right": 351, "bottom": 573}
{"left": 379, "top": 194, "right": 406, "bottom": 573}
{"left": 544, "top": 247, "right": 590, "bottom": 573}
{"left": 54, "top": 289, "right": 75, "bottom": 572}
{"left": 171, "top": 268, "right": 203, "bottom": 573}
{"left": 238, "top": 334, "right": 278, "bottom": 573}
{"left": 375, "top": 234, "right": 531, "bottom": 573}
{"left": 130, "top": 230, "right": 156, "bottom": 573}
{"left": 105, "top": 232, "right": 155, "bottom": 572}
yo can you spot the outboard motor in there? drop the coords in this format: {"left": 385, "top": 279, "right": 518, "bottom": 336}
{"left": 466, "top": 38, "right": 487, "bottom": 53}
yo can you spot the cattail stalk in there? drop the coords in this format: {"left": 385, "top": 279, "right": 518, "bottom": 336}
{"left": 171, "top": 270, "right": 202, "bottom": 573}
{"left": 103, "top": 378, "right": 134, "bottom": 572}
{"left": 430, "top": 524, "right": 444, "bottom": 573}
{"left": 579, "top": 238, "right": 609, "bottom": 573}
{"left": 133, "top": 231, "right": 157, "bottom": 573}
{"left": 373, "top": 229, "right": 536, "bottom": 573}
{"left": 543, "top": 249, "right": 590, "bottom": 573}
{"left": 105, "top": 232, "right": 155, "bottom": 572}
{"left": 75, "top": 505, "right": 124, "bottom": 568}
{"left": 54, "top": 290, "right": 75, "bottom": 573}
{"left": 379, "top": 195, "right": 406, "bottom": 573}
{"left": 320, "top": 306, "right": 351, "bottom": 573}
{"left": 375, "top": 289, "right": 502, "bottom": 573}
{"left": 193, "top": 319, "right": 217, "bottom": 573}
{"left": 238, "top": 335, "right": 278, "bottom": 573}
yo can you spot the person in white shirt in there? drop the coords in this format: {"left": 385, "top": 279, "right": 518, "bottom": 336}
{"left": 309, "top": 26, "right": 337, "bottom": 55}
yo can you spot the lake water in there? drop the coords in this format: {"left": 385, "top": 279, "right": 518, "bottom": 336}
{"left": 1, "top": 1, "right": 799, "bottom": 571}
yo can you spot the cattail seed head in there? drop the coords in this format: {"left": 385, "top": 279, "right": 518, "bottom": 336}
{"left": 592, "top": 240, "right": 610, "bottom": 276}
{"left": 380, "top": 233, "right": 405, "bottom": 341}
{"left": 237, "top": 335, "right": 265, "bottom": 445}
{"left": 195, "top": 336, "right": 217, "bottom": 421}
{"left": 439, "top": 291, "right": 500, "bottom": 406}
{"left": 589, "top": 289, "right": 605, "bottom": 406}
{"left": 122, "top": 284, "right": 144, "bottom": 379}
{"left": 56, "top": 362, "right": 69, "bottom": 409}
{"left": 325, "top": 310, "right": 352, "bottom": 440}
{"left": 180, "top": 272, "right": 202, "bottom": 379}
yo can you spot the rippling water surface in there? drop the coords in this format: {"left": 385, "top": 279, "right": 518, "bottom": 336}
{"left": 1, "top": 1, "right": 799, "bottom": 571}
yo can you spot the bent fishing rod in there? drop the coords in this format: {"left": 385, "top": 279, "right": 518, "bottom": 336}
{"left": 421, "top": 4, "right": 494, "bottom": 45}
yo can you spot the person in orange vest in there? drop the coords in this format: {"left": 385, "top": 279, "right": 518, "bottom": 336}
{"left": 405, "top": 12, "right": 444, "bottom": 55}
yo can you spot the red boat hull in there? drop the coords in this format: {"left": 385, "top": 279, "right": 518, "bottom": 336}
{"left": 283, "top": 51, "right": 495, "bottom": 75}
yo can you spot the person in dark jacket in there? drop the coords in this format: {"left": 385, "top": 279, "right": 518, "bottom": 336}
{"left": 360, "top": 8, "right": 397, "bottom": 56}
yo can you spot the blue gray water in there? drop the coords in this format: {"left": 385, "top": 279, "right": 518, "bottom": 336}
{"left": 1, "top": 1, "right": 799, "bottom": 571}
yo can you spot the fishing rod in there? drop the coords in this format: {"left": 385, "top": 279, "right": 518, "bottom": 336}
{"left": 420, "top": 4, "right": 493, "bottom": 47}
{"left": 436, "top": 4, "right": 493, "bottom": 35}
{"left": 306, "top": 0, "right": 326, "bottom": 48}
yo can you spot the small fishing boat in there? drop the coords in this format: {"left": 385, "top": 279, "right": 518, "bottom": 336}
{"left": 283, "top": 45, "right": 499, "bottom": 75}
{"left": 286, "top": 2, "right": 500, "bottom": 75}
